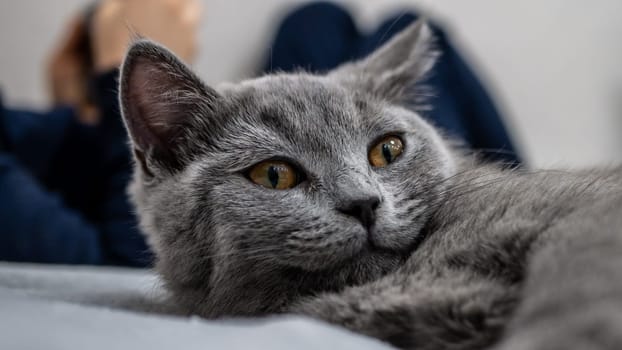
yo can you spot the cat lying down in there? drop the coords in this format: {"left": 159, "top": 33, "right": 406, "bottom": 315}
{"left": 118, "top": 21, "right": 622, "bottom": 350}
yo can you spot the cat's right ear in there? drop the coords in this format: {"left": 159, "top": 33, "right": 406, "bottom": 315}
{"left": 119, "top": 40, "right": 221, "bottom": 176}
{"left": 330, "top": 20, "right": 438, "bottom": 106}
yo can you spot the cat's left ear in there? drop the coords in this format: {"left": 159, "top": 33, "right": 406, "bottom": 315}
{"left": 330, "top": 20, "right": 438, "bottom": 105}
{"left": 119, "top": 40, "right": 221, "bottom": 176}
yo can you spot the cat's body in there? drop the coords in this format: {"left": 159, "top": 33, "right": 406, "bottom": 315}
{"left": 295, "top": 166, "right": 622, "bottom": 349}
{"left": 119, "top": 22, "right": 622, "bottom": 349}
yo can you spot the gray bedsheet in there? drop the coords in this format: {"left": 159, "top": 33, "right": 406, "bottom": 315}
{"left": 0, "top": 262, "right": 392, "bottom": 350}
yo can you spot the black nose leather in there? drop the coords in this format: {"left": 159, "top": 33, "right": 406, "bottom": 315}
{"left": 338, "top": 197, "right": 380, "bottom": 229}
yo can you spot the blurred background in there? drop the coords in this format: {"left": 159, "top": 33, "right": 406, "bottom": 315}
{"left": 1, "top": 0, "right": 621, "bottom": 168}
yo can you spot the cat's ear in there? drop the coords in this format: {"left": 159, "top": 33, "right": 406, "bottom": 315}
{"left": 331, "top": 20, "right": 438, "bottom": 105}
{"left": 119, "top": 40, "right": 221, "bottom": 175}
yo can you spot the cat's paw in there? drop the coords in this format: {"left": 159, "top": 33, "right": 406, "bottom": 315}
{"left": 292, "top": 276, "right": 518, "bottom": 350}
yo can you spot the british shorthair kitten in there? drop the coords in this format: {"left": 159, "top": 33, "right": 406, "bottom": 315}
{"left": 119, "top": 21, "right": 622, "bottom": 350}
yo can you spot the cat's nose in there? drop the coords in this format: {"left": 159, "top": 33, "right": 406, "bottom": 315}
{"left": 337, "top": 197, "right": 380, "bottom": 230}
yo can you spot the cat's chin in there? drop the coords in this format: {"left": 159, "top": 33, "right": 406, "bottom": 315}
{"left": 277, "top": 247, "right": 406, "bottom": 297}
{"left": 336, "top": 247, "right": 407, "bottom": 286}
{"left": 285, "top": 226, "right": 420, "bottom": 278}
{"left": 316, "top": 239, "right": 413, "bottom": 285}
{"left": 331, "top": 228, "right": 424, "bottom": 284}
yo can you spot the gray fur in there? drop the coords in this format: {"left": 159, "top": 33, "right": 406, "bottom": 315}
{"left": 119, "top": 20, "right": 622, "bottom": 350}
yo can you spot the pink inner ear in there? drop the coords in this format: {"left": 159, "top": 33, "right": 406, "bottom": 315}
{"left": 124, "top": 57, "right": 181, "bottom": 151}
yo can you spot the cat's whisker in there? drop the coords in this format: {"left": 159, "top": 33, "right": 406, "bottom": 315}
{"left": 432, "top": 168, "right": 581, "bottom": 202}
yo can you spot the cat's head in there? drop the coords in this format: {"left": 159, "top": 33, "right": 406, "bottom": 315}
{"left": 120, "top": 21, "right": 455, "bottom": 317}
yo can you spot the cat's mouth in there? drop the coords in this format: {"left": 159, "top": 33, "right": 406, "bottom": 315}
{"left": 337, "top": 243, "right": 410, "bottom": 285}
{"left": 363, "top": 232, "right": 401, "bottom": 255}
{"left": 345, "top": 223, "right": 428, "bottom": 270}
{"left": 365, "top": 223, "right": 425, "bottom": 256}
{"left": 336, "top": 226, "right": 419, "bottom": 271}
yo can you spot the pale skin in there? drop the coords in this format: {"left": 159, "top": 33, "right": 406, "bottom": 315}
{"left": 47, "top": 0, "right": 202, "bottom": 123}
{"left": 92, "top": 0, "right": 202, "bottom": 72}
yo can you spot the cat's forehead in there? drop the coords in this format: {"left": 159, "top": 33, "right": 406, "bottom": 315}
{"left": 233, "top": 74, "right": 355, "bottom": 113}
{"left": 221, "top": 73, "right": 404, "bottom": 133}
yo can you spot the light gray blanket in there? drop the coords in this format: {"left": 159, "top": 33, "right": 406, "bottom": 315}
{"left": 0, "top": 262, "right": 392, "bottom": 350}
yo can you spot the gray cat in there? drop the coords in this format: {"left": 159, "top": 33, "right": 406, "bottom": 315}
{"left": 119, "top": 21, "right": 622, "bottom": 350}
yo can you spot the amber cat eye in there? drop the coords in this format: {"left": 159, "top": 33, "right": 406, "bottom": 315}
{"left": 249, "top": 161, "right": 299, "bottom": 190}
{"left": 369, "top": 136, "right": 404, "bottom": 168}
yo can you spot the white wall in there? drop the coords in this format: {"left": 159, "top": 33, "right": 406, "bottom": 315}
{"left": 1, "top": 0, "right": 621, "bottom": 168}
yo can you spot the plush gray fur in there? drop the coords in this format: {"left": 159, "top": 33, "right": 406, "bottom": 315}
{"left": 119, "top": 20, "right": 622, "bottom": 350}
